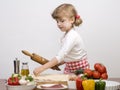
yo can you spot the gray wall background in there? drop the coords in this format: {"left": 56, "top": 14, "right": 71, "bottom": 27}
{"left": 0, "top": 0, "right": 120, "bottom": 78}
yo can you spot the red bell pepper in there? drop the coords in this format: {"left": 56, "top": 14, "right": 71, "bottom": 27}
{"left": 8, "top": 77, "right": 20, "bottom": 85}
{"left": 76, "top": 77, "right": 83, "bottom": 90}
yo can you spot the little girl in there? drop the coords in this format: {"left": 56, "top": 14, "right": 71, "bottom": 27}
{"left": 33, "top": 3, "right": 90, "bottom": 76}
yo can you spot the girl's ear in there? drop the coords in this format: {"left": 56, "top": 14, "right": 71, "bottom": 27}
{"left": 70, "top": 17, "right": 75, "bottom": 24}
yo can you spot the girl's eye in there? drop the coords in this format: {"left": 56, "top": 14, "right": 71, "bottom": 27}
{"left": 61, "top": 20, "right": 65, "bottom": 22}
{"left": 56, "top": 19, "right": 65, "bottom": 23}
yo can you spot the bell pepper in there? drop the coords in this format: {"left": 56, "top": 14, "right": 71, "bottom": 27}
{"left": 82, "top": 79, "right": 95, "bottom": 90}
{"left": 76, "top": 77, "right": 83, "bottom": 90}
{"left": 8, "top": 76, "right": 20, "bottom": 85}
{"left": 95, "top": 79, "right": 106, "bottom": 90}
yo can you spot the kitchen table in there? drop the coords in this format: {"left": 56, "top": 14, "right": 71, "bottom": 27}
{"left": 0, "top": 78, "right": 120, "bottom": 90}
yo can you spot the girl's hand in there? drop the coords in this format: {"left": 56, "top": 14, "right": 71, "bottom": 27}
{"left": 33, "top": 57, "right": 59, "bottom": 76}
{"left": 33, "top": 67, "right": 42, "bottom": 76}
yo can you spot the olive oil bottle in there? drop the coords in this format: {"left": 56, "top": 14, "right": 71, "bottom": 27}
{"left": 21, "top": 62, "right": 29, "bottom": 76}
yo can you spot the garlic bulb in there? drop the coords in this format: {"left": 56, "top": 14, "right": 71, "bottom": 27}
{"left": 19, "top": 77, "right": 28, "bottom": 85}
{"left": 19, "top": 78, "right": 28, "bottom": 85}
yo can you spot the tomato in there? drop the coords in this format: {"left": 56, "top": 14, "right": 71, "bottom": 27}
{"left": 94, "top": 63, "right": 101, "bottom": 71}
{"left": 8, "top": 78, "right": 13, "bottom": 85}
{"left": 8, "top": 77, "right": 20, "bottom": 85}
{"left": 94, "top": 63, "right": 107, "bottom": 74}
{"left": 92, "top": 70, "right": 101, "bottom": 79}
{"left": 98, "top": 65, "right": 106, "bottom": 74}
{"left": 100, "top": 73, "right": 108, "bottom": 79}
{"left": 83, "top": 69, "right": 93, "bottom": 78}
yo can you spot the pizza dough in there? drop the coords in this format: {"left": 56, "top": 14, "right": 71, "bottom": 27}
{"left": 33, "top": 74, "right": 69, "bottom": 82}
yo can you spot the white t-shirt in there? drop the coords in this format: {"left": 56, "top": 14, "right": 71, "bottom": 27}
{"left": 55, "top": 29, "right": 87, "bottom": 63}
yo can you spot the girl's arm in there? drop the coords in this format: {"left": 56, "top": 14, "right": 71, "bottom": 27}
{"left": 33, "top": 57, "right": 59, "bottom": 76}
{"left": 57, "top": 60, "right": 65, "bottom": 66}
{"left": 52, "top": 60, "right": 65, "bottom": 70}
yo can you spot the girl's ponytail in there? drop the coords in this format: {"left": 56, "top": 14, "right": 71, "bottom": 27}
{"left": 74, "top": 15, "right": 83, "bottom": 26}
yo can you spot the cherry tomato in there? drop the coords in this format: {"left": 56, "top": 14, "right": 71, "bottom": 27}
{"left": 98, "top": 65, "right": 106, "bottom": 73}
{"left": 94, "top": 63, "right": 107, "bottom": 74}
{"left": 101, "top": 73, "right": 108, "bottom": 79}
{"left": 94, "top": 63, "right": 101, "bottom": 71}
{"left": 83, "top": 69, "right": 93, "bottom": 78}
{"left": 92, "top": 70, "right": 101, "bottom": 79}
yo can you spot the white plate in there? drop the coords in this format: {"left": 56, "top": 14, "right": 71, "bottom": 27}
{"left": 104, "top": 80, "right": 120, "bottom": 90}
{"left": 67, "top": 80, "right": 120, "bottom": 90}
{"left": 95, "top": 80, "right": 120, "bottom": 86}
{"left": 94, "top": 80, "right": 120, "bottom": 90}
{"left": 67, "top": 81, "right": 76, "bottom": 89}
{"left": 6, "top": 84, "right": 36, "bottom": 90}
{"left": 37, "top": 84, "right": 68, "bottom": 90}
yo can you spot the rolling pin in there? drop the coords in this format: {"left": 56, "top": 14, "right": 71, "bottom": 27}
{"left": 21, "top": 50, "right": 61, "bottom": 71}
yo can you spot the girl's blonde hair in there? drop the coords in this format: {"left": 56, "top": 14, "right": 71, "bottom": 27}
{"left": 52, "top": 3, "right": 82, "bottom": 27}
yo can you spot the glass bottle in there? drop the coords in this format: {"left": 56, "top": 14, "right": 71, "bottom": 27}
{"left": 21, "top": 62, "right": 29, "bottom": 76}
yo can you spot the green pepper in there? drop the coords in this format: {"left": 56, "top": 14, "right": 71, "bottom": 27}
{"left": 95, "top": 79, "right": 106, "bottom": 90}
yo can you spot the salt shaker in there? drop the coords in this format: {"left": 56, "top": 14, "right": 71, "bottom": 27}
{"left": 14, "top": 58, "right": 20, "bottom": 74}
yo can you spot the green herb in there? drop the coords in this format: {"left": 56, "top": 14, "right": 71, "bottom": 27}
{"left": 25, "top": 76, "right": 33, "bottom": 81}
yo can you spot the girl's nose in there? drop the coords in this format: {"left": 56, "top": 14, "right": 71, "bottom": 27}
{"left": 57, "top": 22, "right": 61, "bottom": 27}
{"left": 57, "top": 22, "right": 61, "bottom": 26}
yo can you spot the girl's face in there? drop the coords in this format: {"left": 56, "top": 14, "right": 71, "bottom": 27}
{"left": 56, "top": 17, "right": 74, "bottom": 32}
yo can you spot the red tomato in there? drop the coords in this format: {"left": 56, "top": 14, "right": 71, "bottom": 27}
{"left": 92, "top": 70, "right": 101, "bottom": 79}
{"left": 94, "top": 63, "right": 101, "bottom": 71}
{"left": 8, "top": 78, "right": 13, "bottom": 85}
{"left": 98, "top": 65, "right": 106, "bottom": 73}
{"left": 8, "top": 77, "right": 20, "bottom": 85}
{"left": 84, "top": 69, "right": 93, "bottom": 78}
{"left": 94, "top": 63, "right": 107, "bottom": 74}
{"left": 100, "top": 73, "right": 108, "bottom": 79}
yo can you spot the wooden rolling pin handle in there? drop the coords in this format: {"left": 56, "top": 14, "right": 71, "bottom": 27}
{"left": 22, "top": 50, "right": 33, "bottom": 57}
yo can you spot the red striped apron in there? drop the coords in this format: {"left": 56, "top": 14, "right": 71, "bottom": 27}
{"left": 64, "top": 58, "right": 90, "bottom": 74}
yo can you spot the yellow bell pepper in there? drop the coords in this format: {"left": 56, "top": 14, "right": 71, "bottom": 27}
{"left": 82, "top": 79, "right": 95, "bottom": 90}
